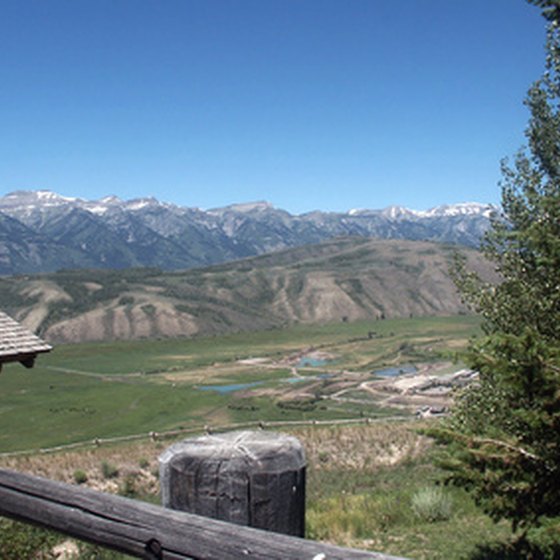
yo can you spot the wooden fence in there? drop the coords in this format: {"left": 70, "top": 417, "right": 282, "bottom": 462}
{"left": 0, "top": 467, "right": 407, "bottom": 560}
{"left": 0, "top": 415, "right": 410, "bottom": 459}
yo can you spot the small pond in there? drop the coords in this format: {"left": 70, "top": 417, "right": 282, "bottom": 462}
{"left": 373, "top": 364, "right": 418, "bottom": 378}
{"left": 198, "top": 381, "right": 264, "bottom": 394}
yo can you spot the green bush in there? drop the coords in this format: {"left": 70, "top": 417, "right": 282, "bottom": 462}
{"left": 73, "top": 469, "right": 88, "bottom": 484}
{"left": 411, "top": 486, "right": 453, "bottom": 522}
{"left": 276, "top": 397, "right": 318, "bottom": 412}
{"left": 101, "top": 461, "right": 119, "bottom": 479}
{"left": 524, "top": 519, "right": 560, "bottom": 559}
{"left": 118, "top": 474, "right": 138, "bottom": 498}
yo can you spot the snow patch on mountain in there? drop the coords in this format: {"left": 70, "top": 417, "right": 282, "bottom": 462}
{"left": 418, "top": 202, "right": 495, "bottom": 218}
{"left": 208, "top": 201, "right": 274, "bottom": 215}
{"left": 3, "top": 190, "right": 78, "bottom": 208}
{"left": 349, "top": 202, "right": 493, "bottom": 220}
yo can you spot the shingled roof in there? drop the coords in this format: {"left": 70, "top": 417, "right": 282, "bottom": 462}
{"left": 0, "top": 312, "right": 52, "bottom": 370}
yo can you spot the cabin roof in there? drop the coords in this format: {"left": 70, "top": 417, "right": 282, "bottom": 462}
{"left": 0, "top": 312, "right": 52, "bottom": 369}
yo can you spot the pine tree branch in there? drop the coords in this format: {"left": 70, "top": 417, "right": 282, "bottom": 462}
{"left": 473, "top": 437, "right": 541, "bottom": 462}
{"left": 546, "top": 363, "right": 560, "bottom": 375}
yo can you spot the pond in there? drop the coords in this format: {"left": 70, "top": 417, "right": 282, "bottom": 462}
{"left": 198, "top": 381, "right": 264, "bottom": 394}
{"left": 373, "top": 364, "right": 417, "bottom": 378}
{"left": 198, "top": 371, "right": 337, "bottom": 393}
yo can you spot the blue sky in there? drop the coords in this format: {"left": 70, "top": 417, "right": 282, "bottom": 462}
{"left": 0, "top": 0, "right": 546, "bottom": 214}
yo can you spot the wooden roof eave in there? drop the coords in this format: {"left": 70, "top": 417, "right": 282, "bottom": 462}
{"left": 0, "top": 349, "right": 52, "bottom": 371}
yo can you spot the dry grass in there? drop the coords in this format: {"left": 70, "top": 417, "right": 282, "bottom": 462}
{"left": 0, "top": 422, "right": 428, "bottom": 495}
{"left": 0, "top": 440, "right": 163, "bottom": 496}
{"left": 6, "top": 422, "right": 494, "bottom": 559}
{"left": 292, "top": 422, "right": 431, "bottom": 472}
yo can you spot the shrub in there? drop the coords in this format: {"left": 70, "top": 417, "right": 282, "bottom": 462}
{"left": 276, "top": 397, "right": 318, "bottom": 412}
{"left": 318, "top": 451, "right": 330, "bottom": 464}
{"left": 73, "top": 469, "right": 88, "bottom": 484}
{"left": 411, "top": 486, "right": 453, "bottom": 522}
{"left": 101, "top": 461, "right": 119, "bottom": 479}
{"left": 118, "top": 474, "right": 138, "bottom": 498}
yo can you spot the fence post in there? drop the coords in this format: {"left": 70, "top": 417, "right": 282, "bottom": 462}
{"left": 159, "top": 430, "right": 306, "bottom": 537}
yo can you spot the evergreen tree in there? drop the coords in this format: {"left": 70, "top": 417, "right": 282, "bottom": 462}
{"left": 431, "top": 0, "right": 560, "bottom": 538}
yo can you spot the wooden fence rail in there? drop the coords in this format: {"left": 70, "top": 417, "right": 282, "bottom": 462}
{"left": 0, "top": 415, "right": 409, "bottom": 459}
{"left": 0, "top": 468, "right": 407, "bottom": 560}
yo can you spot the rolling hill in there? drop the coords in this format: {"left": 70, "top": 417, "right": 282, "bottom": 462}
{"left": 0, "top": 237, "right": 494, "bottom": 344}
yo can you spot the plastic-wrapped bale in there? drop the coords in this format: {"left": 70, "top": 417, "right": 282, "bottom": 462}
{"left": 159, "top": 430, "right": 306, "bottom": 537}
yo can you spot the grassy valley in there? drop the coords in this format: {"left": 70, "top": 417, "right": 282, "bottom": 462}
{"left": 0, "top": 315, "right": 541, "bottom": 559}
{"left": 0, "top": 315, "right": 479, "bottom": 453}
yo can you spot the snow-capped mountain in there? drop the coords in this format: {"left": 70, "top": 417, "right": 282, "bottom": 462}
{"left": 416, "top": 202, "right": 494, "bottom": 218}
{"left": 348, "top": 202, "right": 494, "bottom": 219}
{"left": 0, "top": 190, "right": 493, "bottom": 275}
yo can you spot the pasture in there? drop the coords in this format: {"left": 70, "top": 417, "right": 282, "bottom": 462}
{"left": 1, "top": 315, "right": 533, "bottom": 560}
{"left": 0, "top": 315, "right": 480, "bottom": 453}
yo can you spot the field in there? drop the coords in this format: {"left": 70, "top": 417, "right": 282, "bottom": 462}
{"left": 1, "top": 314, "right": 541, "bottom": 559}
{"left": 0, "top": 315, "right": 480, "bottom": 453}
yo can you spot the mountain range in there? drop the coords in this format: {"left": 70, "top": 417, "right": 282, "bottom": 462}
{"left": 0, "top": 190, "right": 494, "bottom": 275}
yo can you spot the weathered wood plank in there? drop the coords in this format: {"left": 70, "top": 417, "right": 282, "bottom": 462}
{"left": 0, "top": 468, "right": 408, "bottom": 560}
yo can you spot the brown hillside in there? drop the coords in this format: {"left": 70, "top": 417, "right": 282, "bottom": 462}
{"left": 0, "top": 238, "right": 495, "bottom": 344}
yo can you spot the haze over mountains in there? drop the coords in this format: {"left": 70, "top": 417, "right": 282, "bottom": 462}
{"left": 0, "top": 190, "right": 493, "bottom": 275}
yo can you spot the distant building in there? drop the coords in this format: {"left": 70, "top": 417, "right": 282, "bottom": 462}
{"left": 0, "top": 311, "right": 52, "bottom": 371}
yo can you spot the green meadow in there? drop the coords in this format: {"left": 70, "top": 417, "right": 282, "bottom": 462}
{"left": 0, "top": 315, "right": 480, "bottom": 453}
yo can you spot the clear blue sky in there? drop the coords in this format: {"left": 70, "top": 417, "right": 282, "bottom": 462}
{"left": 0, "top": 0, "right": 547, "bottom": 214}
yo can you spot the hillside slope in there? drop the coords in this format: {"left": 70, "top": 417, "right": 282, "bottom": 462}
{"left": 0, "top": 238, "right": 494, "bottom": 344}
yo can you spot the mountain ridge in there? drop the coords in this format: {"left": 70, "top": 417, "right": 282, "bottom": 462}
{"left": 0, "top": 190, "right": 494, "bottom": 275}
